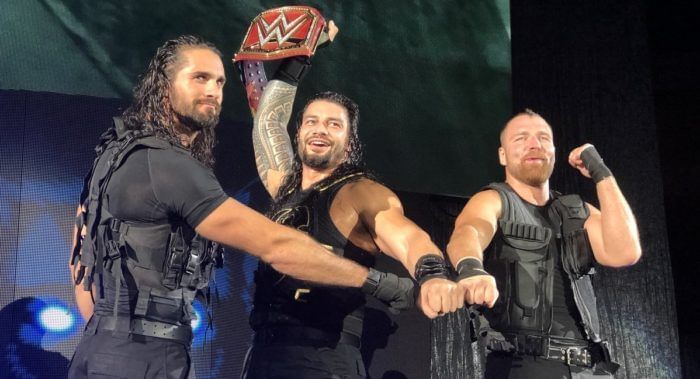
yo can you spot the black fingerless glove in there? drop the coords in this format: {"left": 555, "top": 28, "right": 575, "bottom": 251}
{"left": 362, "top": 268, "right": 416, "bottom": 314}
{"left": 581, "top": 145, "right": 612, "bottom": 183}
{"left": 455, "top": 257, "right": 489, "bottom": 282}
{"left": 273, "top": 56, "right": 312, "bottom": 85}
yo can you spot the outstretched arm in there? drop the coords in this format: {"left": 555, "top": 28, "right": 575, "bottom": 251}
{"left": 349, "top": 180, "right": 465, "bottom": 318}
{"left": 196, "top": 198, "right": 368, "bottom": 287}
{"left": 252, "top": 79, "right": 296, "bottom": 197}
{"left": 569, "top": 144, "right": 641, "bottom": 267}
{"left": 446, "top": 190, "right": 501, "bottom": 308}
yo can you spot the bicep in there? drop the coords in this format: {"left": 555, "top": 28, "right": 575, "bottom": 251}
{"left": 583, "top": 203, "right": 606, "bottom": 262}
{"left": 449, "top": 191, "right": 501, "bottom": 253}
{"left": 195, "top": 198, "right": 282, "bottom": 257}
{"left": 355, "top": 184, "right": 435, "bottom": 266}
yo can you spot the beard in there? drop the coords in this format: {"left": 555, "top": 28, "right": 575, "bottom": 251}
{"left": 510, "top": 154, "right": 554, "bottom": 186}
{"left": 173, "top": 99, "right": 220, "bottom": 132}
{"left": 297, "top": 137, "right": 346, "bottom": 170}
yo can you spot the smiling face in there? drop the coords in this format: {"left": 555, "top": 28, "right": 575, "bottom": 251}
{"left": 296, "top": 99, "right": 350, "bottom": 170}
{"left": 169, "top": 48, "right": 226, "bottom": 132}
{"left": 498, "top": 113, "right": 555, "bottom": 187}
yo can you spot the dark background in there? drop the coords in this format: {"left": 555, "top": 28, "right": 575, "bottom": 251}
{"left": 432, "top": 0, "right": 699, "bottom": 378}
{"left": 1, "top": 1, "right": 698, "bottom": 378}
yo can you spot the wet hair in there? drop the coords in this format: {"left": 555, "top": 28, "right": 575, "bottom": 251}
{"left": 272, "top": 91, "right": 369, "bottom": 209}
{"left": 121, "top": 35, "right": 222, "bottom": 167}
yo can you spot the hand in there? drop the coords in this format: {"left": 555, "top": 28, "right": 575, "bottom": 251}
{"left": 367, "top": 271, "right": 416, "bottom": 314}
{"left": 417, "top": 278, "right": 465, "bottom": 318}
{"left": 568, "top": 143, "right": 595, "bottom": 178}
{"left": 458, "top": 275, "right": 498, "bottom": 308}
{"left": 327, "top": 20, "right": 339, "bottom": 41}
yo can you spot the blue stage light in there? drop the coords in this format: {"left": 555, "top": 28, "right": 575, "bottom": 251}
{"left": 38, "top": 305, "right": 75, "bottom": 332}
{"left": 190, "top": 301, "right": 204, "bottom": 333}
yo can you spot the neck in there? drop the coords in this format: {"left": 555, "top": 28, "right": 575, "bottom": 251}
{"left": 505, "top": 175, "right": 550, "bottom": 206}
{"left": 301, "top": 164, "right": 337, "bottom": 190}
{"left": 174, "top": 122, "right": 199, "bottom": 148}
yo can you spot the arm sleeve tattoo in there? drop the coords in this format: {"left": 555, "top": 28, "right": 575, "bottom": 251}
{"left": 252, "top": 79, "right": 296, "bottom": 191}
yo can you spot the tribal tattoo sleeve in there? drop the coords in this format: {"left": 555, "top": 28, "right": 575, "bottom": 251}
{"left": 252, "top": 79, "right": 296, "bottom": 193}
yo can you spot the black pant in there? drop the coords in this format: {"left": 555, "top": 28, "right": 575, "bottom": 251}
{"left": 68, "top": 317, "right": 192, "bottom": 379}
{"left": 485, "top": 352, "right": 614, "bottom": 379}
{"left": 242, "top": 343, "right": 366, "bottom": 379}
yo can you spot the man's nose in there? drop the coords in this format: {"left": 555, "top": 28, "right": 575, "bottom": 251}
{"left": 204, "top": 80, "right": 222, "bottom": 98}
{"left": 525, "top": 135, "right": 542, "bottom": 149}
{"left": 309, "top": 122, "right": 329, "bottom": 135}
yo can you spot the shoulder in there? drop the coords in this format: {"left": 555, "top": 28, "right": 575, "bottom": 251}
{"left": 457, "top": 189, "right": 503, "bottom": 221}
{"left": 341, "top": 178, "right": 397, "bottom": 200}
{"left": 147, "top": 145, "right": 208, "bottom": 171}
{"left": 336, "top": 178, "right": 402, "bottom": 213}
{"left": 468, "top": 189, "right": 502, "bottom": 208}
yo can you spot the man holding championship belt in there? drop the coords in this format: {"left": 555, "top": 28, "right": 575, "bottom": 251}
{"left": 234, "top": 6, "right": 466, "bottom": 378}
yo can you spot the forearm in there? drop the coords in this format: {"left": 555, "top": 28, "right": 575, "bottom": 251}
{"left": 252, "top": 79, "right": 296, "bottom": 187}
{"left": 447, "top": 225, "right": 486, "bottom": 267}
{"left": 268, "top": 228, "right": 368, "bottom": 287}
{"left": 596, "top": 177, "right": 641, "bottom": 265}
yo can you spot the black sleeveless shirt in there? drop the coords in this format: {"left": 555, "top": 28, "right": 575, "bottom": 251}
{"left": 250, "top": 172, "right": 375, "bottom": 337}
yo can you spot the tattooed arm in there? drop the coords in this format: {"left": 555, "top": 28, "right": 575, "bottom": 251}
{"left": 252, "top": 79, "right": 297, "bottom": 197}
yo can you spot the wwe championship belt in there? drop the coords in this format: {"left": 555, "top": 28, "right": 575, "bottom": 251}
{"left": 234, "top": 6, "right": 327, "bottom": 115}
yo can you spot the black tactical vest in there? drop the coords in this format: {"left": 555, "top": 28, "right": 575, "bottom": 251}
{"left": 71, "top": 118, "right": 222, "bottom": 329}
{"left": 482, "top": 182, "right": 602, "bottom": 342}
{"left": 250, "top": 172, "right": 375, "bottom": 338}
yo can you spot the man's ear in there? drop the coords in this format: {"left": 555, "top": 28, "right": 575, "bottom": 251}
{"left": 498, "top": 147, "right": 506, "bottom": 167}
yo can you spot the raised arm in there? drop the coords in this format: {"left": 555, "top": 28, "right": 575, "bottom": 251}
{"left": 196, "top": 198, "right": 368, "bottom": 287}
{"left": 445, "top": 190, "right": 501, "bottom": 308}
{"left": 252, "top": 79, "right": 296, "bottom": 197}
{"left": 349, "top": 180, "right": 465, "bottom": 318}
{"left": 568, "top": 144, "right": 641, "bottom": 267}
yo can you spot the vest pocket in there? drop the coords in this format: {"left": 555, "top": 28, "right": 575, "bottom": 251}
{"left": 562, "top": 228, "right": 595, "bottom": 278}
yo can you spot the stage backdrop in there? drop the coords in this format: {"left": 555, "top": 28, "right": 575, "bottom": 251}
{"left": 0, "top": 0, "right": 511, "bottom": 196}
{"left": 0, "top": 1, "right": 684, "bottom": 378}
{"left": 0, "top": 0, "right": 509, "bottom": 377}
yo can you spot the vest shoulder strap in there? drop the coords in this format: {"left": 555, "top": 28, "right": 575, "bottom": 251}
{"left": 484, "top": 182, "right": 551, "bottom": 245}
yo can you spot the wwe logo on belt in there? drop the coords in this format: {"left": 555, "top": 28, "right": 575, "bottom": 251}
{"left": 234, "top": 6, "right": 326, "bottom": 62}
{"left": 256, "top": 11, "right": 309, "bottom": 47}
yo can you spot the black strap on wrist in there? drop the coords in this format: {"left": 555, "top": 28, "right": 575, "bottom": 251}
{"left": 414, "top": 254, "right": 449, "bottom": 285}
{"left": 362, "top": 267, "right": 382, "bottom": 295}
{"left": 273, "top": 56, "right": 311, "bottom": 85}
{"left": 580, "top": 145, "right": 612, "bottom": 183}
{"left": 456, "top": 257, "right": 489, "bottom": 281}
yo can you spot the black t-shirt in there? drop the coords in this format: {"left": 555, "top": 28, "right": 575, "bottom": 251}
{"left": 532, "top": 205, "right": 585, "bottom": 340}
{"left": 107, "top": 146, "right": 227, "bottom": 227}
{"left": 94, "top": 144, "right": 228, "bottom": 316}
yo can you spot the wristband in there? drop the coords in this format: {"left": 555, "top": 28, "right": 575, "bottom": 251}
{"left": 414, "top": 254, "right": 449, "bottom": 285}
{"left": 273, "top": 57, "right": 312, "bottom": 85}
{"left": 456, "top": 257, "right": 489, "bottom": 281}
{"left": 580, "top": 145, "right": 612, "bottom": 183}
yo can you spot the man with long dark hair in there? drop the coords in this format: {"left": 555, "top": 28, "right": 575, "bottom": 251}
{"left": 240, "top": 32, "right": 465, "bottom": 378}
{"left": 68, "top": 35, "right": 385, "bottom": 379}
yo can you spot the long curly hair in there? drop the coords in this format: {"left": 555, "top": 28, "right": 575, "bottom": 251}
{"left": 272, "top": 91, "right": 369, "bottom": 210}
{"left": 121, "top": 35, "right": 222, "bottom": 167}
